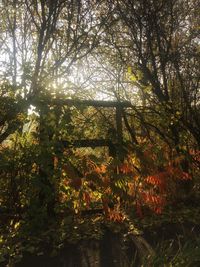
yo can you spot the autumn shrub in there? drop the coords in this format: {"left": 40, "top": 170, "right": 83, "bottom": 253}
{"left": 56, "top": 138, "right": 198, "bottom": 221}
{"left": 0, "top": 106, "right": 198, "bottom": 224}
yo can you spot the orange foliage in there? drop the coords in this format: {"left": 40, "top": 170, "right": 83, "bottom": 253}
{"left": 102, "top": 197, "right": 125, "bottom": 222}
{"left": 165, "top": 165, "right": 192, "bottom": 180}
{"left": 57, "top": 144, "right": 194, "bottom": 218}
{"left": 122, "top": 144, "right": 194, "bottom": 216}
{"left": 146, "top": 172, "right": 167, "bottom": 192}
{"left": 142, "top": 192, "right": 165, "bottom": 205}
{"left": 119, "top": 163, "right": 133, "bottom": 174}
{"left": 95, "top": 164, "right": 107, "bottom": 174}
{"left": 140, "top": 162, "right": 192, "bottom": 214}
{"left": 107, "top": 210, "right": 125, "bottom": 222}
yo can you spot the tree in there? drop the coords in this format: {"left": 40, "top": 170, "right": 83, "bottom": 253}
{"left": 102, "top": 0, "right": 200, "bottom": 148}
{"left": 0, "top": 0, "right": 112, "bottom": 218}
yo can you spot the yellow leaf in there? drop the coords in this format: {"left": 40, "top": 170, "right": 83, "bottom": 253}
{"left": 127, "top": 66, "right": 132, "bottom": 74}
{"left": 14, "top": 221, "right": 20, "bottom": 229}
{"left": 130, "top": 74, "right": 137, "bottom": 82}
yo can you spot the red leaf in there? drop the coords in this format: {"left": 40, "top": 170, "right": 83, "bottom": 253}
{"left": 83, "top": 192, "right": 91, "bottom": 208}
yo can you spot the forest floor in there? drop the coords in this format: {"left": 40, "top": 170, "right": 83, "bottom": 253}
{"left": 1, "top": 204, "right": 200, "bottom": 267}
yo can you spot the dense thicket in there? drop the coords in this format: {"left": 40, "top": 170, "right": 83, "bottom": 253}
{"left": 0, "top": 0, "right": 199, "bottom": 265}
